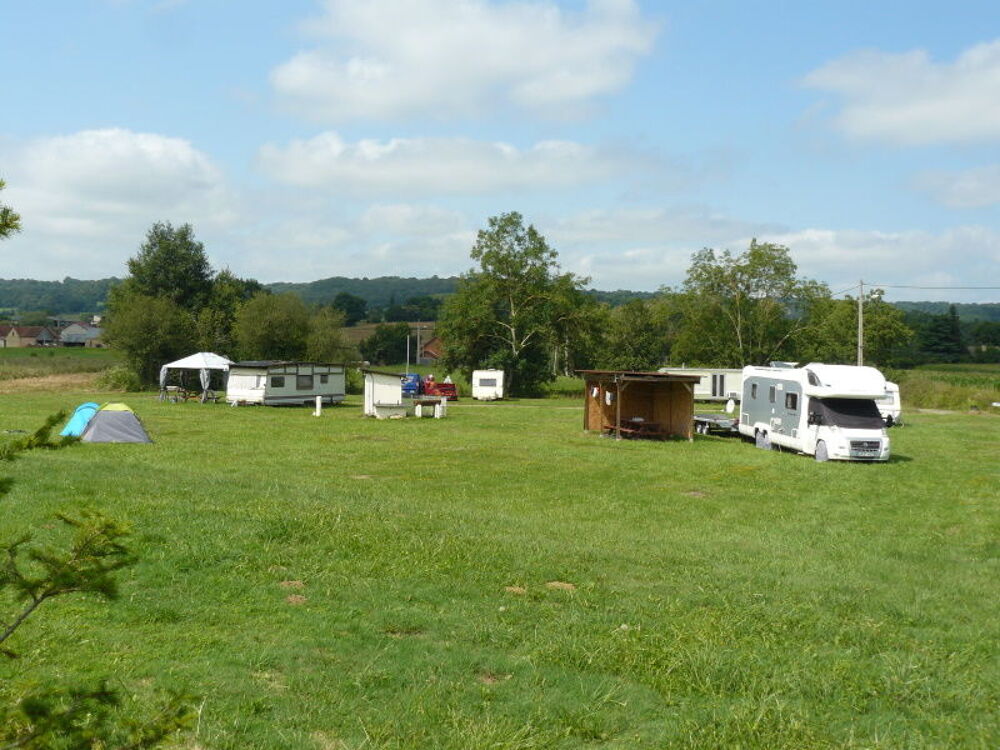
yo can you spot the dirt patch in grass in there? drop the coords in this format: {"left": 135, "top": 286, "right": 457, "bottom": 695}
{"left": 478, "top": 671, "right": 512, "bottom": 685}
{"left": 504, "top": 585, "right": 527, "bottom": 595}
{"left": 684, "top": 490, "right": 708, "bottom": 498}
{"left": 286, "top": 594, "right": 307, "bottom": 605}
{"left": 351, "top": 474, "right": 375, "bottom": 480}
{"left": 0, "top": 372, "right": 99, "bottom": 393}
{"left": 545, "top": 581, "right": 576, "bottom": 592}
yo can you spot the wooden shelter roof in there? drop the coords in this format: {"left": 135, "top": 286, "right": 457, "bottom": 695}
{"left": 577, "top": 369, "right": 701, "bottom": 383}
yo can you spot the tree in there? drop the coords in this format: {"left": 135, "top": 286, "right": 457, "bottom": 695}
{"left": 233, "top": 292, "right": 311, "bottom": 360}
{"left": 671, "top": 240, "right": 829, "bottom": 366}
{"left": 924, "top": 306, "right": 967, "bottom": 362}
{"left": 332, "top": 292, "right": 367, "bottom": 326}
{"left": 596, "top": 298, "right": 675, "bottom": 371}
{"left": 438, "top": 212, "right": 588, "bottom": 395}
{"left": 0, "top": 179, "right": 20, "bottom": 240}
{"left": 360, "top": 322, "right": 411, "bottom": 365}
{"left": 306, "top": 306, "right": 357, "bottom": 362}
{"left": 123, "top": 222, "right": 213, "bottom": 310}
{"left": 194, "top": 269, "right": 264, "bottom": 355}
{"left": 800, "top": 289, "right": 914, "bottom": 367}
{"left": 103, "top": 293, "right": 195, "bottom": 384}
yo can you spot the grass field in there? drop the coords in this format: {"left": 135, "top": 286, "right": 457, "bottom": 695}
{"left": 1, "top": 385, "right": 997, "bottom": 748}
{"left": 0, "top": 347, "right": 120, "bottom": 381}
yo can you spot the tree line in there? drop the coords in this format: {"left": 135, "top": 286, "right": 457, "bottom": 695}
{"left": 436, "top": 212, "right": 997, "bottom": 396}
{"left": 104, "top": 222, "right": 357, "bottom": 383}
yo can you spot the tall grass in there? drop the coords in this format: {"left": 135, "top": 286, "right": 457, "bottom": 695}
{"left": 894, "top": 364, "right": 1000, "bottom": 412}
{"left": 0, "top": 348, "right": 120, "bottom": 381}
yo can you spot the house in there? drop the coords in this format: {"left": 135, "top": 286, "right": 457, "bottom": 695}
{"left": 579, "top": 370, "right": 700, "bottom": 440}
{"left": 59, "top": 323, "right": 104, "bottom": 347}
{"left": 226, "top": 361, "right": 346, "bottom": 406}
{"left": 0, "top": 325, "right": 58, "bottom": 347}
{"left": 419, "top": 335, "right": 443, "bottom": 363}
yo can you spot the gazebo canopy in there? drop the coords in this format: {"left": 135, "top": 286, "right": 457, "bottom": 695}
{"left": 159, "top": 352, "right": 233, "bottom": 390}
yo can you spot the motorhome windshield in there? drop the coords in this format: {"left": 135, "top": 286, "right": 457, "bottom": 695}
{"left": 809, "top": 398, "right": 884, "bottom": 429}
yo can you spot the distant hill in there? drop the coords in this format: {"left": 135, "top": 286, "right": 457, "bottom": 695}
{"left": 892, "top": 301, "right": 1000, "bottom": 323}
{"left": 3, "top": 276, "right": 995, "bottom": 320}
{"left": 265, "top": 276, "right": 460, "bottom": 308}
{"left": 0, "top": 277, "right": 120, "bottom": 316}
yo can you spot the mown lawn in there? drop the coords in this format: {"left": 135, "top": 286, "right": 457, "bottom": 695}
{"left": 1, "top": 390, "right": 997, "bottom": 748}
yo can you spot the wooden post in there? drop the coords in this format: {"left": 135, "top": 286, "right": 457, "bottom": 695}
{"left": 615, "top": 374, "right": 622, "bottom": 440}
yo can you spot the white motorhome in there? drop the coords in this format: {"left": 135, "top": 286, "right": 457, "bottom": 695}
{"left": 738, "top": 363, "right": 891, "bottom": 462}
{"left": 472, "top": 369, "right": 505, "bottom": 400}
{"left": 658, "top": 367, "right": 743, "bottom": 401}
{"left": 226, "top": 361, "right": 346, "bottom": 406}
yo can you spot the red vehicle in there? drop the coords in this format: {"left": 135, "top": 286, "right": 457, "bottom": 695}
{"left": 421, "top": 375, "right": 458, "bottom": 401}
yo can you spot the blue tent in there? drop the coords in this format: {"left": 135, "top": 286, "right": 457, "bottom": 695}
{"left": 61, "top": 402, "right": 100, "bottom": 437}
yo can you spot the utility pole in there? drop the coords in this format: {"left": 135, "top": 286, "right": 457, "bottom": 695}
{"left": 857, "top": 279, "right": 864, "bottom": 366}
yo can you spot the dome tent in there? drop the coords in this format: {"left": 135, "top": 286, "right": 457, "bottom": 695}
{"left": 80, "top": 403, "right": 152, "bottom": 443}
{"left": 60, "top": 401, "right": 100, "bottom": 437}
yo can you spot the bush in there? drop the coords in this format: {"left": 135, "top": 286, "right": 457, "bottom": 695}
{"left": 96, "top": 365, "right": 144, "bottom": 392}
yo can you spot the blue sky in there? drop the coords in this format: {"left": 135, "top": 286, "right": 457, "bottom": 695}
{"left": 2, "top": 0, "right": 999, "bottom": 301}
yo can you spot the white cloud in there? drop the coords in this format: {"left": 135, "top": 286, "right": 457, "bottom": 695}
{"left": 803, "top": 39, "right": 1000, "bottom": 145}
{"left": 270, "top": 0, "right": 657, "bottom": 121}
{"left": 915, "top": 165, "right": 1000, "bottom": 208}
{"left": 258, "top": 132, "right": 648, "bottom": 193}
{"left": 1, "top": 128, "right": 237, "bottom": 277}
{"left": 757, "top": 226, "right": 1000, "bottom": 300}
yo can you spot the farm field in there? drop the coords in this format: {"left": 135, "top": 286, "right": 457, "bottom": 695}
{"left": 1, "top": 387, "right": 997, "bottom": 748}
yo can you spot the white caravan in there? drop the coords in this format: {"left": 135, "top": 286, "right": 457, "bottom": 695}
{"left": 472, "top": 369, "right": 505, "bottom": 400}
{"left": 876, "top": 382, "right": 902, "bottom": 426}
{"left": 738, "top": 363, "right": 891, "bottom": 462}
{"left": 226, "top": 361, "right": 346, "bottom": 406}
{"left": 658, "top": 367, "right": 743, "bottom": 401}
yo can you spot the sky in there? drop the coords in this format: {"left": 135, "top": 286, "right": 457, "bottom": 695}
{"left": 1, "top": 0, "right": 999, "bottom": 302}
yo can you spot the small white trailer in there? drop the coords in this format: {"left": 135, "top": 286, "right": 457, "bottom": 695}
{"left": 472, "top": 369, "right": 505, "bottom": 400}
{"left": 658, "top": 367, "right": 743, "bottom": 401}
{"left": 361, "top": 369, "right": 407, "bottom": 419}
{"left": 738, "top": 363, "right": 891, "bottom": 462}
{"left": 877, "top": 382, "right": 902, "bottom": 426}
{"left": 226, "top": 361, "right": 346, "bottom": 406}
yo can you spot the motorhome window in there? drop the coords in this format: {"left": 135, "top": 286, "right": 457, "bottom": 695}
{"left": 769, "top": 386, "right": 776, "bottom": 403}
{"left": 806, "top": 370, "right": 821, "bottom": 386}
{"left": 812, "top": 398, "right": 884, "bottom": 429}
{"left": 751, "top": 384, "right": 758, "bottom": 399}
{"left": 785, "top": 392, "right": 798, "bottom": 411}
{"left": 479, "top": 378, "right": 497, "bottom": 387}
{"left": 296, "top": 375, "right": 313, "bottom": 390}
{"left": 270, "top": 376, "right": 285, "bottom": 388}
{"left": 319, "top": 374, "right": 328, "bottom": 384}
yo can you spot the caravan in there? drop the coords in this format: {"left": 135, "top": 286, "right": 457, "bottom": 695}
{"left": 738, "top": 363, "right": 891, "bottom": 462}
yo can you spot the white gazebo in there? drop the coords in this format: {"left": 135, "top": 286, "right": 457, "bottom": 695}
{"left": 159, "top": 352, "right": 233, "bottom": 402}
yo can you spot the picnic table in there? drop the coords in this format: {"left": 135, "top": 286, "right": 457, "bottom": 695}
{"left": 603, "top": 418, "right": 666, "bottom": 439}
{"left": 158, "top": 386, "right": 218, "bottom": 403}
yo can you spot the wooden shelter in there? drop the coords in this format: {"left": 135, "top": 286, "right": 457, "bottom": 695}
{"left": 579, "top": 370, "right": 699, "bottom": 440}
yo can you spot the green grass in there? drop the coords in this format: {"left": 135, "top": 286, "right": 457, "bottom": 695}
{"left": 895, "top": 364, "right": 1000, "bottom": 413}
{"left": 1, "top": 391, "right": 998, "bottom": 748}
{"left": 0, "top": 347, "right": 120, "bottom": 381}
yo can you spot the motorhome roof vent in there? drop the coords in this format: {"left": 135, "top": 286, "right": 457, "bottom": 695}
{"left": 770, "top": 361, "right": 798, "bottom": 369}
